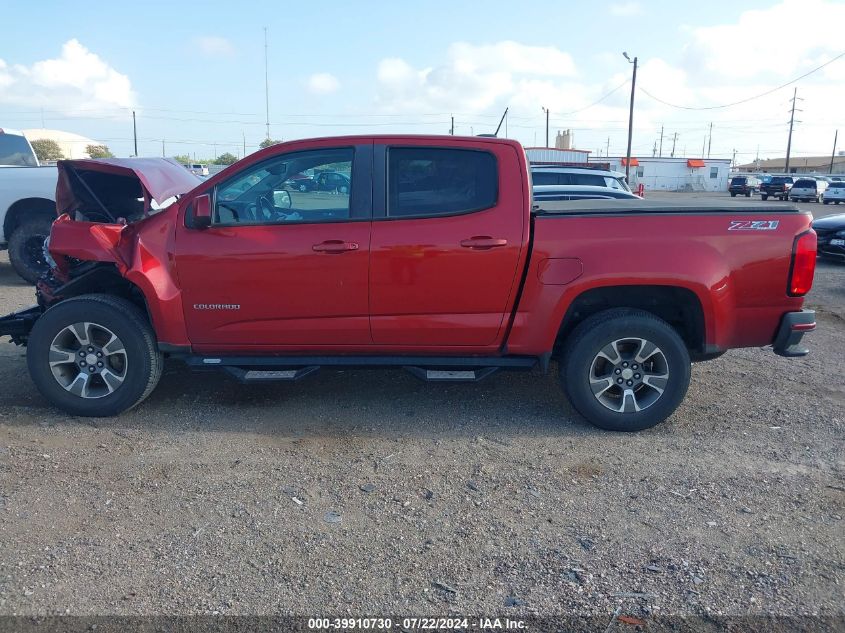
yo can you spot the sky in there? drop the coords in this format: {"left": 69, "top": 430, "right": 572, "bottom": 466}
{"left": 1, "top": 0, "right": 843, "bottom": 164}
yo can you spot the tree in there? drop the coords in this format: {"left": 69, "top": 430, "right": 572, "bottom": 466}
{"left": 30, "top": 139, "right": 64, "bottom": 162}
{"left": 213, "top": 152, "right": 238, "bottom": 165}
{"left": 86, "top": 144, "right": 114, "bottom": 159}
{"left": 172, "top": 154, "right": 192, "bottom": 165}
{"left": 259, "top": 138, "right": 283, "bottom": 149}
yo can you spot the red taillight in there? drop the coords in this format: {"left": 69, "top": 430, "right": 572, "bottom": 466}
{"left": 788, "top": 230, "right": 817, "bottom": 296}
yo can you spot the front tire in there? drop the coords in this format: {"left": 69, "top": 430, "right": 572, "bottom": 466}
{"left": 8, "top": 216, "right": 54, "bottom": 284}
{"left": 27, "top": 294, "right": 162, "bottom": 416}
{"left": 561, "top": 309, "right": 691, "bottom": 432}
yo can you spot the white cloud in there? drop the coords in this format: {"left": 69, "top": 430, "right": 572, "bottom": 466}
{"left": 684, "top": 0, "right": 845, "bottom": 79}
{"left": 609, "top": 2, "right": 642, "bottom": 16}
{"left": 0, "top": 39, "right": 135, "bottom": 113}
{"left": 194, "top": 36, "right": 235, "bottom": 58}
{"left": 375, "top": 41, "right": 576, "bottom": 114}
{"left": 307, "top": 72, "right": 340, "bottom": 95}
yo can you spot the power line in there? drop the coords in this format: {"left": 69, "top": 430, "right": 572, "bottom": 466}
{"left": 638, "top": 50, "right": 845, "bottom": 110}
{"left": 556, "top": 79, "right": 630, "bottom": 116}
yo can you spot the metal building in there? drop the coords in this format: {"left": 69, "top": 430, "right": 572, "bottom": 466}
{"left": 591, "top": 156, "right": 732, "bottom": 192}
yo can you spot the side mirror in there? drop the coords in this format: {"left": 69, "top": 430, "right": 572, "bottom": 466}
{"left": 192, "top": 193, "right": 212, "bottom": 229}
{"left": 274, "top": 190, "right": 292, "bottom": 209}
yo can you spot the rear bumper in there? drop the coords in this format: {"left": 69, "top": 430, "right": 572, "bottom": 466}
{"left": 0, "top": 305, "right": 42, "bottom": 344}
{"left": 773, "top": 309, "right": 815, "bottom": 357}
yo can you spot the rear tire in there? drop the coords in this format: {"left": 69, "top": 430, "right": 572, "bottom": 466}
{"left": 27, "top": 294, "right": 162, "bottom": 416}
{"left": 8, "top": 216, "right": 54, "bottom": 284}
{"left": 730, "top": 193, "right": 736, "bottom": 197}
{"left": 761, "top": 194, "right": 768, "bottom": 201}
{"left": 561, "top": 309, "right": 691, "bottom": 432}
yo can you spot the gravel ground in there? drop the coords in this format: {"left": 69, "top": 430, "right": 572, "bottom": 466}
{"left": 0, "top": 195, "right": 842, "bottom": 624}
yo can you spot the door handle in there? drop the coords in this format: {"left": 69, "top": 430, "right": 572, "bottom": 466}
{"left": 312, "top": 240, "right": 359, "bottom": 253}
{"left": 460, "top": 236, "right": 508, "bottom": 250}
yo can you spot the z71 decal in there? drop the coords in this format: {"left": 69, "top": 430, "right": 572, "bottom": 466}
{"left": 728, "top": 220, "right": 779, "bottom": 231}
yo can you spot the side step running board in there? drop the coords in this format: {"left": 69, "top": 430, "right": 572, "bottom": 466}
{"left": 403, "top": 366, "right": 500, "bottom": 382}
{"left": 182, "top": 354, "right": 538, "bottom": 384}
{"left": 223, "top": 366, "right": 320, "bottom": 383}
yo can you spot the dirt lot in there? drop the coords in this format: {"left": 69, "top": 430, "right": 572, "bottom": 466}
{"left": 0, "top": 194, "right": 842, "bottom": 624}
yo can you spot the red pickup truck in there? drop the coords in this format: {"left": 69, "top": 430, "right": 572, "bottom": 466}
{"left": 0, "top": 135, "right": 817, "bottom": 431}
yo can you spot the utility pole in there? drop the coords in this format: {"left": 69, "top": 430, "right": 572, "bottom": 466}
{"left": 541, "top": 107, "right": 549, "bottom": 147}
{"left": 264, "top": 26, "right": 270, "bottom": 141}
{"left": 701, "top": 136, "right": 706, "bottom": 158}
{"left": 623, "top": 52, "right": 637, "bottom": 181}
{"left": 450, "top": 116, "right": 454, "bottom": 136}
{"left": 161, "top": 139, "right": 165, "bottom": 157}
{"left": 132, "top": 110, "right": 138, "bottom": 157}
{"left": 732, "top": 148, "right": 737, "bottom": 169}
{"left": 830, "top": 130, "right": 838, "bottom": 174}
{"left": 707, "top": 122, "right": 713, "bottom": 159}
{"left": 671, "top": 132, "right": 678, "bottom": 157}
{"left": 659, "top": 125, "right": 664, "bottom": 157}
{"left": 606, "top": 137, "right": 610, "bottom": 157}
{"left": 785, "top": 87, "right": 801, "bottom": 175}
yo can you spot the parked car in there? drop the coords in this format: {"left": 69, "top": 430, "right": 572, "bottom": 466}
{"left": 0, "top": 128, "right": 59, "bottom": 283}
{"left": 823, "top": 181, "right": 845, "bottom": 204}
{"left": 811, "top": 214, "right": 845, "bottom": 260}
{"left": 312, "top": 170, "right": 350, "bottom": 193}
{"left": 531, "top": 166, "right": 631, "bottom": 192}
{"left": 790, "top": 178, "right": 828, "bottom": 203}
{"left": 760, "top": 176, "right": 795, "bottom": 201}
{"left": 728, "top": 175, "right": 760, "bottom": 197}
{"left": 182, "top": 163, "right": 209, "bottom": 177}
{"left": 284, "top": 172, "right": 314, "bottom": 191}
{"left": 533, "top": 185, "right": 640, "bottom": 202}
{"left": 0, "top": 136, "right": 817, "bottom": 433}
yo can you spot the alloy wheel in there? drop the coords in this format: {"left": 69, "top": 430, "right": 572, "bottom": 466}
{"left": 48, "top": 322, "right": 128, "bottom": 398}
{"left": 589, "top": 337, "right": 669, "bottom": 413}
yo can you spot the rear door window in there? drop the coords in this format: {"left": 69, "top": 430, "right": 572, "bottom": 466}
{"left": 387, "top": 147, "right": 497, "bottom": 218}
{"left": 531, "top": 171, "right": 562, "bottom": 185}
{"left": 571, "top": 173, "right": 607, "bottom": 187}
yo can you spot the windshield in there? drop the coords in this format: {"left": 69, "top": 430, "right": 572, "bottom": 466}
{"left": 0, "top": 133, "right": 37, "bottom": 166}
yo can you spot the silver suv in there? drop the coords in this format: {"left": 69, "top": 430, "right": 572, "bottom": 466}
{"left": 531, "top": 166, "right": 631, "bottom": 192}
{"left": 790, "top": 178, "right": 828, "bottom": 203}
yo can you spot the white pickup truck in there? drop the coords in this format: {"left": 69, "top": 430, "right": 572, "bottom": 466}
{"left": 0, "top": 129, "right": 58, "bottom": 283}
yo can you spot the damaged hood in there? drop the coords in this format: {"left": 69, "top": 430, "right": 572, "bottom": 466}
{"left": 56, "top": 157, "right": 202, "bottom": 215}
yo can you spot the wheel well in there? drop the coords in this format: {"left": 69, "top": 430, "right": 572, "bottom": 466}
{"left": 554, "top": 285, "right": 705, "bottom": 357}
{"left": 3, "top": 197, "right": 56, "bottom": 241}
{"left": 45, "top": 264, "right": 153, "bottom": 325}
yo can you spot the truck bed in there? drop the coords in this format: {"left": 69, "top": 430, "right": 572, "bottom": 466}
{"left": 534, "top": 199, "right": 803, "bottom": 215}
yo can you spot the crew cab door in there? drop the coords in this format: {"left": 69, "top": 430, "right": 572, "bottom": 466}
{"left": 368, "top": 141, "right": 527, "bottom": 347}
{"left": 175, "top": 143, "right": 372, "bottom": 348}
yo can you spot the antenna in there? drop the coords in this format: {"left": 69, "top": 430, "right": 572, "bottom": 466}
{"left": 493, "top": 107, "right": 509, "bottom": 137}
{"left": 264, "top": 27, "right": 270, "bottom": 141}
